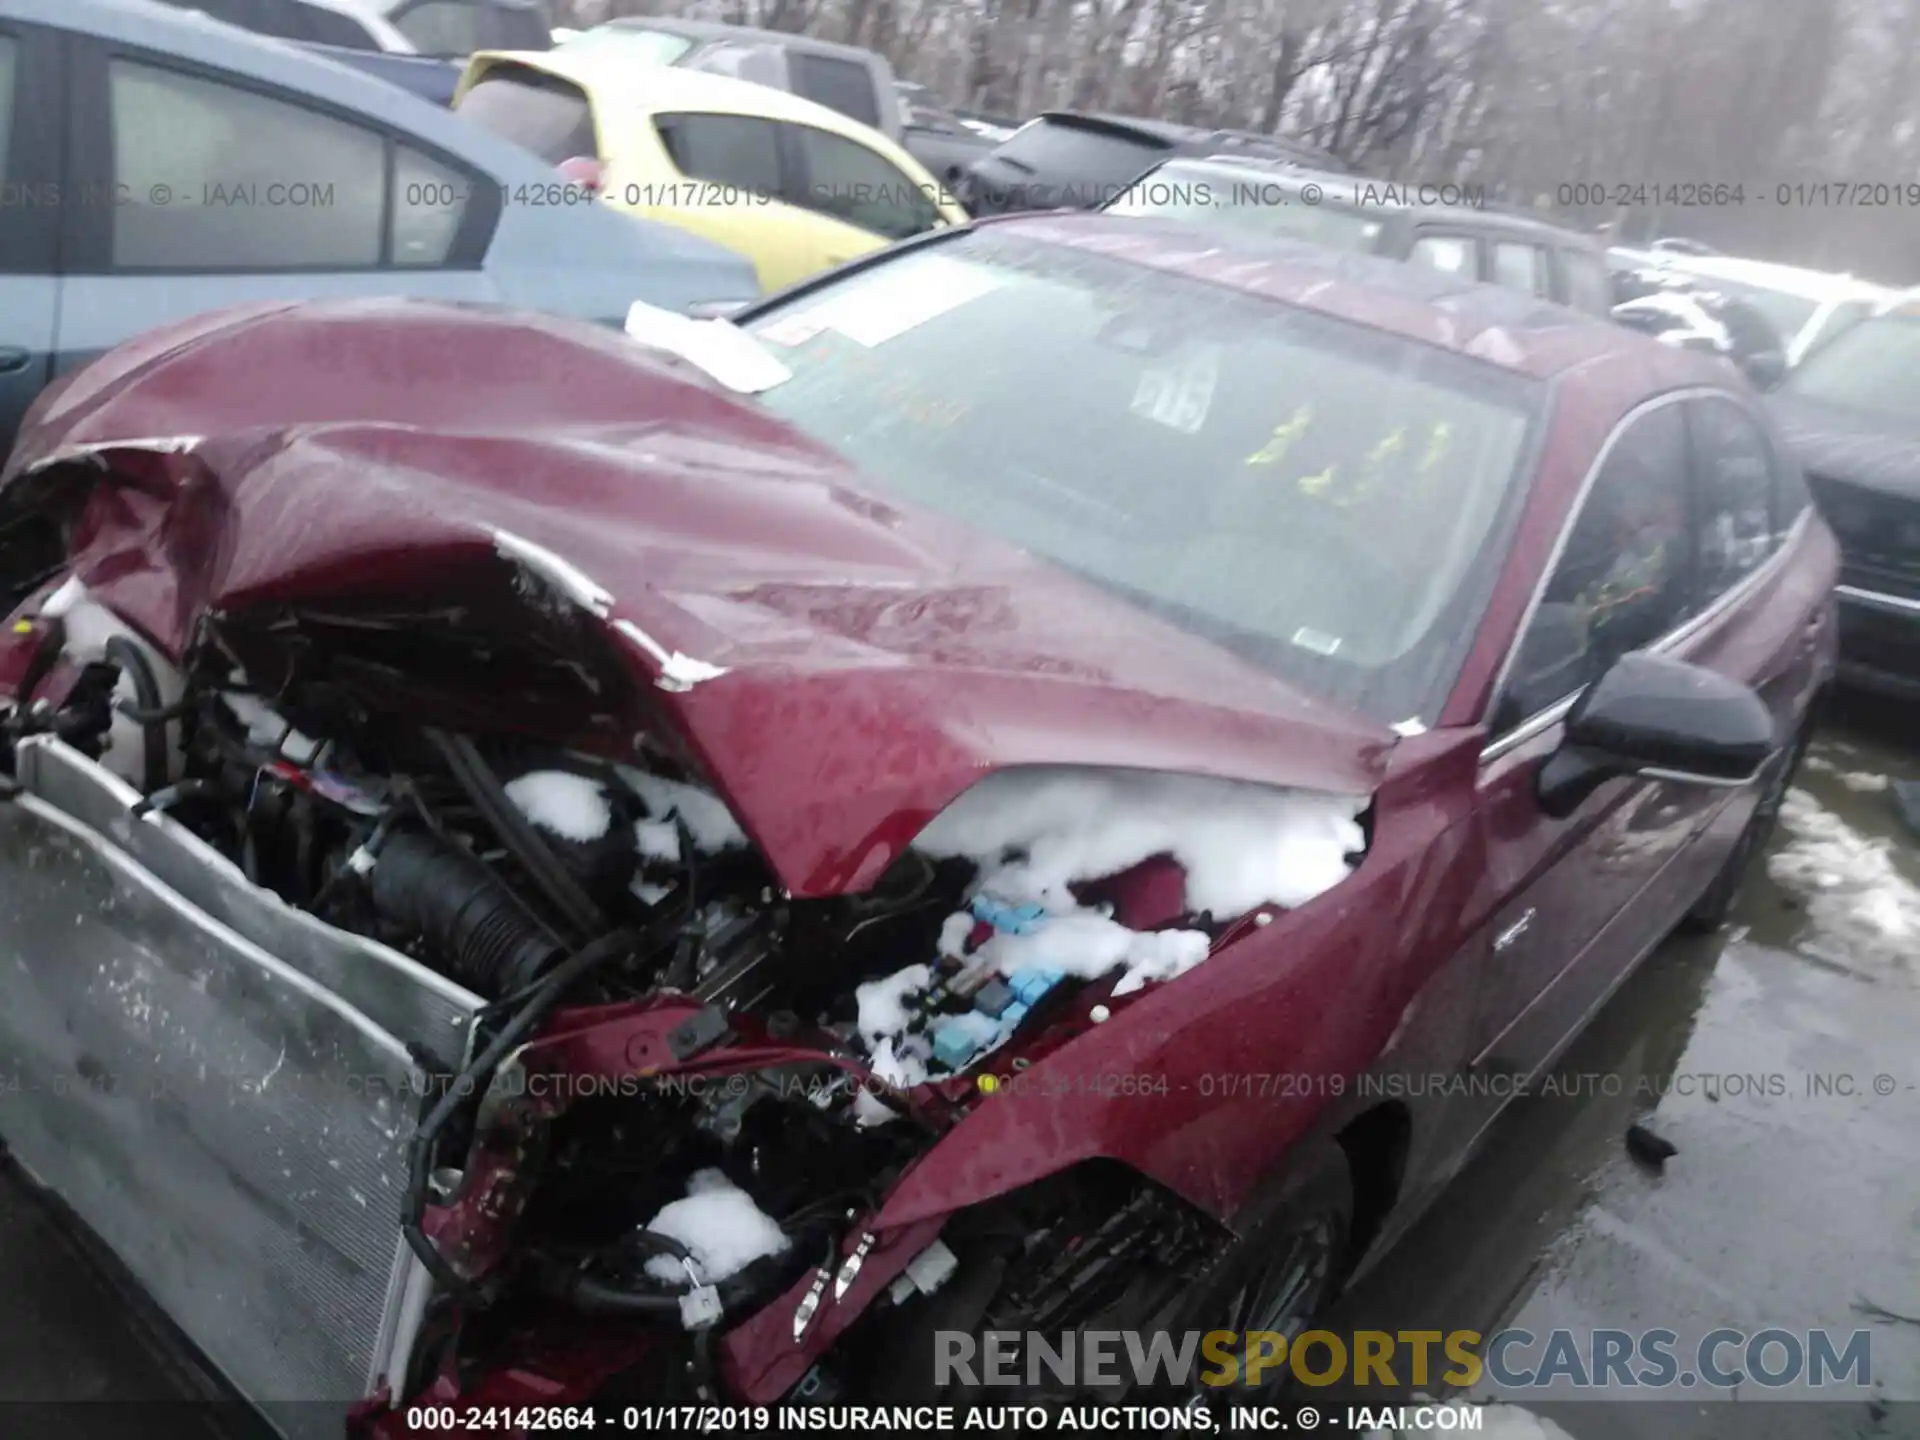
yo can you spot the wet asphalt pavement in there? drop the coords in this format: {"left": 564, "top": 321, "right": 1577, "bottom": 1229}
{"left": 0, "top": 697, "right": 1915, "bottom": 1438}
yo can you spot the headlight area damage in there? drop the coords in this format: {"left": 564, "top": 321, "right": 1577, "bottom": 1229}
{"left": 0, "top": 409, "right": 1381, "bottom": 1429}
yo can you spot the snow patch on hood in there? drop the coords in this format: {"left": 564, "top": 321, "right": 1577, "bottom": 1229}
{"left": 640, "top": 1168, "right": 791, "bottom": 1283}
{"left": 912, "top": 766, "right": 1367, "bottom": 919}
{"left": 506, "top": 770, "right": 613, "bottom": 843}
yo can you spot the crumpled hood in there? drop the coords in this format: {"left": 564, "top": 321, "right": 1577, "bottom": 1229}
{"left": 1767, "top": 391, "right": 1920, "bottom": 502}
{"left": 6, "top": 298, "right": 1392, "bottom": 897}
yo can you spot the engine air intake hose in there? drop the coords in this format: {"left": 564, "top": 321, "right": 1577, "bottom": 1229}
{"left": 369, "top": 830, "right": 564, "bottom": 997}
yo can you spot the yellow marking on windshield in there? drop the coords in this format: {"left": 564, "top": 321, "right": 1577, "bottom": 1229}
{"left": 1421, "top": 421, "right": 1454, "bottom": 472}
{"left": 1297, "top": 464, "right": 1337, "bottom": 497}
{"left": 1245, "top": 405, "right": 1314, "bottom": 466}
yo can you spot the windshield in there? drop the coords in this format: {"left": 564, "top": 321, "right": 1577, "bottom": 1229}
{"left": 742, "top": 230, "right": 1541, "bottom": 724}
{"left": 564, "top": 26, "right": 697, "bottom": 65}
{"left": 1780, "top": 311, "right": 1920, "bottom": 426}
{"left": 1106, "top": 163, "right": 1386, "bottom": 252}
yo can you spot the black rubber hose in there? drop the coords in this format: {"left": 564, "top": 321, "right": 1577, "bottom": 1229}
{"left": 424, "top": 728, "right": 606, "bottom": 941}
{"left": 102, "top": 636, "right": 166, "bottom": 794}
{"left": 401, "top": 929, "right": 643, "bottom": 1294}
{"left": 535, "top": 1227, "right": 828, "bottom": 1318}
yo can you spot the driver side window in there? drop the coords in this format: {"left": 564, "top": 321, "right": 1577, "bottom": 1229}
{"left": 1496, "top": 402, "right": 1692, "bottom": 731}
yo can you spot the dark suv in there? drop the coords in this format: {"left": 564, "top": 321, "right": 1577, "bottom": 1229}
{"left": 962, "top": 112, "right": 1343, "bottom": 215}
{"left": 1102, "top": 156, "right": 1616, "bottom": 316}
{"left": 1766, "top": 297, "right": 1920, "bottom": 697}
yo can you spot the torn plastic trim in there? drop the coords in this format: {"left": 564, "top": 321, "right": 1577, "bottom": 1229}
{"left": 614, "top": 619, "right": 730, "bottom": 694}
{"left": 489, "top": 527, "right": 615, "bottom": 620}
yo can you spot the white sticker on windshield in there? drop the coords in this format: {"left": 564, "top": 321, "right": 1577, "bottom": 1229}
{"left": 1130, "top": 344, "right": 1220, "bottom": 434}
{"left": 802, "top": 255, "right": 1005, "bottom": 348}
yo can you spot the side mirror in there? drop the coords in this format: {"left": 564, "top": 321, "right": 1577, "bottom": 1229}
{"left": 557, "top": 155, "right": 604, "bottom": 195}
{"left": 1740, "top": 349, "right": 1787, "bottom": 391}
{"left": 1536, "top": 653, "right": 1774, "bottom": 819}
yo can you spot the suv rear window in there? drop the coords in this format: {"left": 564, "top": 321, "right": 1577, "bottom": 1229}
{"left": 455, "top": 66, "right": 596, "bottom": 164}
{"left": 986, "top": 119, "right": 1173, "bottom": 207}
{"left": 789, "top": 53, "right": 880, "bottom": 128}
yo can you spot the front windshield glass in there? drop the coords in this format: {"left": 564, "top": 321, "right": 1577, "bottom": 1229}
{"left": 742, "top": 230, "right": 1542, "bottom": 724}
{"left": 1780, "top": 311, "right": 1920, "bottom": 427}
{"left": 1106, "top": 162, "right": 1386, "bottom": 253}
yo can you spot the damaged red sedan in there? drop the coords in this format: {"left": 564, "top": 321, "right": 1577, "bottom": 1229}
{"left": 0, "top": 219, "right": 1836, "bottom": 1436}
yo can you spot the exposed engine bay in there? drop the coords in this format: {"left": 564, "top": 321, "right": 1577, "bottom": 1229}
{"left": 0, "top": 561, "right": 1367, "bottom": 1408}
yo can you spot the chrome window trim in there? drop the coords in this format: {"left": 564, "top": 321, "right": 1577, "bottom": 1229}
{"left": 1837, "top": 583, "right": 1920, "bottom": 617}
{"left": 1480, "top": 386, "right": 1806, "bottom": 767}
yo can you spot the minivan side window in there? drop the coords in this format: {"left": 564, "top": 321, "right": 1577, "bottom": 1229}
{"left": 1687, "top": 395, "right": 1776, "bottom": 603}
{"left": 785, "top": 124, "right": 939, "bottom": 240}
{"left": 789, "top": 53, "right": 881, "bottom": 128}
{"left": 1491, "top": 241, "right": 1548, "bottom": 297}
{"left": 1497, "top": 403, "right": 1692, "bottom": 729}
{"left": 1561, "top": 250, "right": 1613, "bottom": 315}
{"left": 654, "top": 113, "right": 784, "bottom": 197}
{"left": 109, "top": 60, "right": 387, "bottom": 269}
{"left": 1409, "top": 234, "right": 1474, "bottom": 277}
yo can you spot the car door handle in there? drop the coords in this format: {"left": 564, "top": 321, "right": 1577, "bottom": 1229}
{"left": 0, "top": 347, "right": 32, "bottom": 375}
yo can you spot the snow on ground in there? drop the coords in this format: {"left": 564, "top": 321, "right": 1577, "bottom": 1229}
{"left": 616, "top": 767, "right": 748, "bottom": 852}
{"left": 641, "top": 1168, "right": 790, "bottom": 1283}
{"left": 911, "top": 766, "right": 1366, "bottom": 918}
{"left": 505, "top": 770, "right": 613, "bottom": 842}
{"left": 1767, "top": 785, "right": 1919, "bottom": 978}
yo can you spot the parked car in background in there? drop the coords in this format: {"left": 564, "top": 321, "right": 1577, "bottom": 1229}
{"left": 1609, "top": 267, "right": 1789, "bottom": 388}
{"left": 0, "top": 0, "right": 757, "bottom": 454}
{"left": 1766, "top": 293, "right": 1920, "bottom": 698}
{"left": 896, "top": 80, "right": 997, "bottom": 187}
{"left": 454, "top": 48, "right": 966, "bottom": 291}
{"left": 0, "top": 214, "right": 1833, "bottom": 1434}
{"left": 1103, "top": 157, "right": 1616, "bottom": 316}
{"left": 963, "top": 111, "right": 1343, "bottom": 214}
{"left": 156, "top": 0, "right": 551, "bottom": 105}
{"left": 1608, "top": 249, "right": 1894, "bottom": 368}
{"left": 560, "top": 17, "right": 904, "bottom": 144}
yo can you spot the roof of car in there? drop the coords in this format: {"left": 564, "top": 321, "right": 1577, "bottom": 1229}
{"left": 977, "top": 211, "right": 1725, "bottom": 382}
{"left": 1140, "top": 157, "right": 1604, "bottom": 247}
{"left": 466, "top": 46, "right": 880, "bottom": 136}
{"left": 1650, "top": 252, "right": 1894, "bottom": 302}
{"left": 596, "top": 15, "right": 883, "bottom": 64}
{"left": 20, "top": 0, "right": 451, "bottom": 117}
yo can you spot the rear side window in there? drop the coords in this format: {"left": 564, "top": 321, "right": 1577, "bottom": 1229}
{"left": 1687, "top": 396, "right": 1777, "bottom": 601}
{"left": 655, "top": 112, "right": 783, "bottom": 196}
{"left": 1498, "top": 404, "right": 1691, "bottom": 728}
{"left": 1409, "top": 234, "right": 1474, "bottom": 276}
{"left": 108, "top": 60, "right": 386, "bottom": 269}
{"left": 789, "top": 53, "right": 880, "bottom": 128}
{"left": 390, "top": 145, "right": 471, "bottom": 266}
{"left": 787, "top": 124, "right": 938, "bottom": 239}
{"left": 1561, "top": 250, "right": 1613, "bottom": 315}
{"left": 1491, "top": 241, "right": 1548, "bottom": 297}
{"left": 456, "top": 67, "right": 597, "bottom": 164}
{"left": 991, "top": 120, "right": 1170, "bottom": 203}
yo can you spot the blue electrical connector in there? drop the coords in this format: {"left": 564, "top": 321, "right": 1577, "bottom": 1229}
{"left": 971, "top": 894, "right": 1047, "bottom": 935}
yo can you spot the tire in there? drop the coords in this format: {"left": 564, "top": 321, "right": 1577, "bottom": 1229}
{"left": 1169, "top": 1140, "right": 1355, "bottom": 1403}
{"left": 1679, "top": 716, "right": 1813, "bottom": 934}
